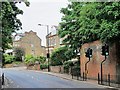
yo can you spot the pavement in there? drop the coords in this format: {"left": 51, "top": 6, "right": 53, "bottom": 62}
{"left": 38, "top": 71, "right": 120, "bottom": 90}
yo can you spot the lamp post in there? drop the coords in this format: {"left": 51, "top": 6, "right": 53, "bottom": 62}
{"left": 38, "top": 24, "right": 50, "bottom": 72}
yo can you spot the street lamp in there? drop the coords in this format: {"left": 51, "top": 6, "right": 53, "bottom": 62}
{"left": 38, "top": 24, "right": 50, "bottom": 72}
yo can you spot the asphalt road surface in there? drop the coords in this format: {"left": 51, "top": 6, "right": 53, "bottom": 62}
{"left": 2, "top": 68, "right": 107, "bottom": 88}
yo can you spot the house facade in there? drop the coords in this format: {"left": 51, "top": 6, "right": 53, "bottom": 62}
{"left": 46, "top": 26, "right": 64, "bottom": 55}
{"left": 13, "top": 30, "right": 46, "bottom": 57}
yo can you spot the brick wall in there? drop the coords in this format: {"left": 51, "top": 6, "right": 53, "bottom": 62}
{"left": 50, "top": 66, "right": 64, "bottom": 73}
{"left": 80, "top": 40, "right": 117, "bottom": 80}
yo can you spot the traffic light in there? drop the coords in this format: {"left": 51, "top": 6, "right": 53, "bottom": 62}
{"left": 101, "top": 44, "right": 109, "bottom": 56}
{"left": 102, "top": 46, "right": 105, "bottom": 55}
{"left": 47, "top": 53, "right": 50, "bottom": 58}
{"left": 85, "top": 51, "right": 89, "bottom": 57}
{"left": 89, "top": 48, "right": 92, "bottom": 58}
{"left": 85, "top": 48, "right": 92, "bottom": 58}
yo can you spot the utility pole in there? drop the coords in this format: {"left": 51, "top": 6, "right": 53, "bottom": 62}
{"left": 101, "top": 44, "right": 109, "bottom": 84}
{"left": 38, "top": 24, "right": 50, "bottom": 72}
{"left": 85, "top": 48, "right": 92, "bottom": 80}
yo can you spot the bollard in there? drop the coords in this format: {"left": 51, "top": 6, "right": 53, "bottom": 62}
{"left": 86, "top": 73, "right": 87, "bottom": 81}
{"left": 72, "top": 73, "right": 73, "bottom": 79}
{"left": 2, "top": 73, "right": 4, "bottom": 85}
{"left": 83, "top": 72, "right": 85, "bottom": 81}
{"left": 77, "top": 71, "right": 79, "bottom": 80}
{"left": 85, "top": 71, "right": 87, "bottom": 81}
{"left": 71, "top": 67, "right": 73, "bottom": 79}
{"left": 108, "top": 74, "right": 110, "bottom": 86}
{"left": 98, "top": 73, "right": 100, "bottom": 84}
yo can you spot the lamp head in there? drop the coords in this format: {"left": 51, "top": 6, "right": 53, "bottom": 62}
{"left": 38, "top": 24, "right": 42, "bottom": 26}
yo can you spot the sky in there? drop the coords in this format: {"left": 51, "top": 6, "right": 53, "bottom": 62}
{"left": 16, "top": 0, "right": 69, "bottom": 46}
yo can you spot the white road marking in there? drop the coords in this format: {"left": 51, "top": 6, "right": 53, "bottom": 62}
{"left": 17, "top": 85, "right": 19, "bottom": 88}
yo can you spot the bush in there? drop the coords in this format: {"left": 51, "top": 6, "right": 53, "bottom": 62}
{"left": 24, "top": 55, "right": 35, "bottom": 65}
{"left": 14, "top": 47, "right": 25, "bottom": 61}
{"left": 4, "top": 54, "right": 15, "bottom": 64}
{"left": 50, "top": 47, "right": 69, "bottom": 66}
{"left": 71, "top": 65, "right": 81, "bottom": 76}
{"left": 40, "top": 64, "right": 48, "bottom": 70}
{"left": 24, "top": 55, "right": 46, "bottom": 66}
{"left": 64, "top": 60, "right": 80, "bottom": 75}
{"left": 13, "top": 61, "right": 22, "bottom": 65}
{"left": 35, "top": 56, "right": 46, "bottom": 64}
{"left": 63, "top": 61, "right": 74, "bottom": 74}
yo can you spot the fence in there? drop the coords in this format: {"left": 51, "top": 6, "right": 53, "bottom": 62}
{"left": 70, "top": 66, "right": 86, "bottom": 81}
{"left": 98, "top": 73, "right": 120, "bottom": 88}
{"left": 50, "top": 66, "right": 64, "bottom": 73}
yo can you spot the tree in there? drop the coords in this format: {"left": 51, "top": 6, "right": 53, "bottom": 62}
{"left": 50, "top": 46, "right": 70, "bottom": 66}
{"left": 14, "top": 47, "right": 25, "bottom": 61}
{"left": 0, "top": 0, "right": 29, "bottom": 66}
{"left": 95, "top": 2, "right": 120, "bottom": 43}
{"left": 36, "top": 56, "right": 46, "bottom": 64}
{"left": 1, "top": 0, "right": 29, "bottom": 52}
{"left": 59, "top": 2, "right": 98, "bottom": 58}
{"left": 59, "top": 2, "right": 120, "bottom": 58}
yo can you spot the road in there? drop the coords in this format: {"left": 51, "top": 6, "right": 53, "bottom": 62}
{"left": 2, "top": 67, "right": 107, "bottom": 88}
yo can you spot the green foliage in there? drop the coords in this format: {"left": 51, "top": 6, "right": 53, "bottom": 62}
{"left": 35, "top": 56, "right": 46, "bottom": 64}
{"left": 40, "top": 64, "right": 48, "bottom": 70}
{"left": 13, "top": 61, "right": 22, "bottom": 65}
{"left": 4, "top": 54, "right": 15, "bottom": 64}
{"left": 24, "top": 55, "right": 35, "bottom": 65}
{"left": 63, "top": 60, "right": 74, "bottom": 73}
{"left": 96, "top": 2, "right": 120, "bottom": 43}
{"left": 1, "top": 0, "right": 29, "bottom": 66}
{"left": 1, "top": 0, "right": 30, "bottom": 51}
{"left": 63, "top": 60, "right": 80, "bottom": 75}
{"left": 14, "top": 47, "right": 25, "bottom": 61}
{"left": 24, "top": 55, "right": 46, "bottom": 65}
{"left": 59, "top": 2, "right": 120, "bottom": 57}
{"left": 63, "top": 60, "right": 74, "bottom": 69}
{"left": 50, "top": 46, "right": 69, "bottom": 66}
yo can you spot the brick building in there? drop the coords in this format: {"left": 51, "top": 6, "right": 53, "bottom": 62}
{"left": 13, "top": 30, "right": 46, "bottom": 57}
{"left": 80, "top": 40, "right": 120, "bottom": 82}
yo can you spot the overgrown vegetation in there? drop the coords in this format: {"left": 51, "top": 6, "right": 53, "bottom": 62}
{"left": 63, "top": 60, "right": 74, "bottom": 73}
{"left": 63, "top": 60, "right": 80, "bottom": 75}
{"left": 59, "top": 2, "right": 120, "bottom": 58}
{"left": 50, "top": 46, "right": 70, "bottom": 66}
{"left": 14, "top": 47, "right": 25, "bottom": 61}
{"left": 24, "top": 55, "right": 46, "bottom": 65}
{"left": 1, "top": 0, "right": 30, "bottom": 66}
{"left": 40, "top": 64, "right": 48, "bottom": 70}
{"left": 4, "top": 54, "right": 15, "bottom": 64}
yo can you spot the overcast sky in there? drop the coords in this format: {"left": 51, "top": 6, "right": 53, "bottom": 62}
{"left": 16, "top": 0, "right": 69, "bottom": 46}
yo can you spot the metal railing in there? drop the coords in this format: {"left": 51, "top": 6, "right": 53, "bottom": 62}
{"left": 98, "top": 73, "right": 120, "bottom": 88}
{"left": 70, "top": 66, "right": 86, "bottom": 81}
